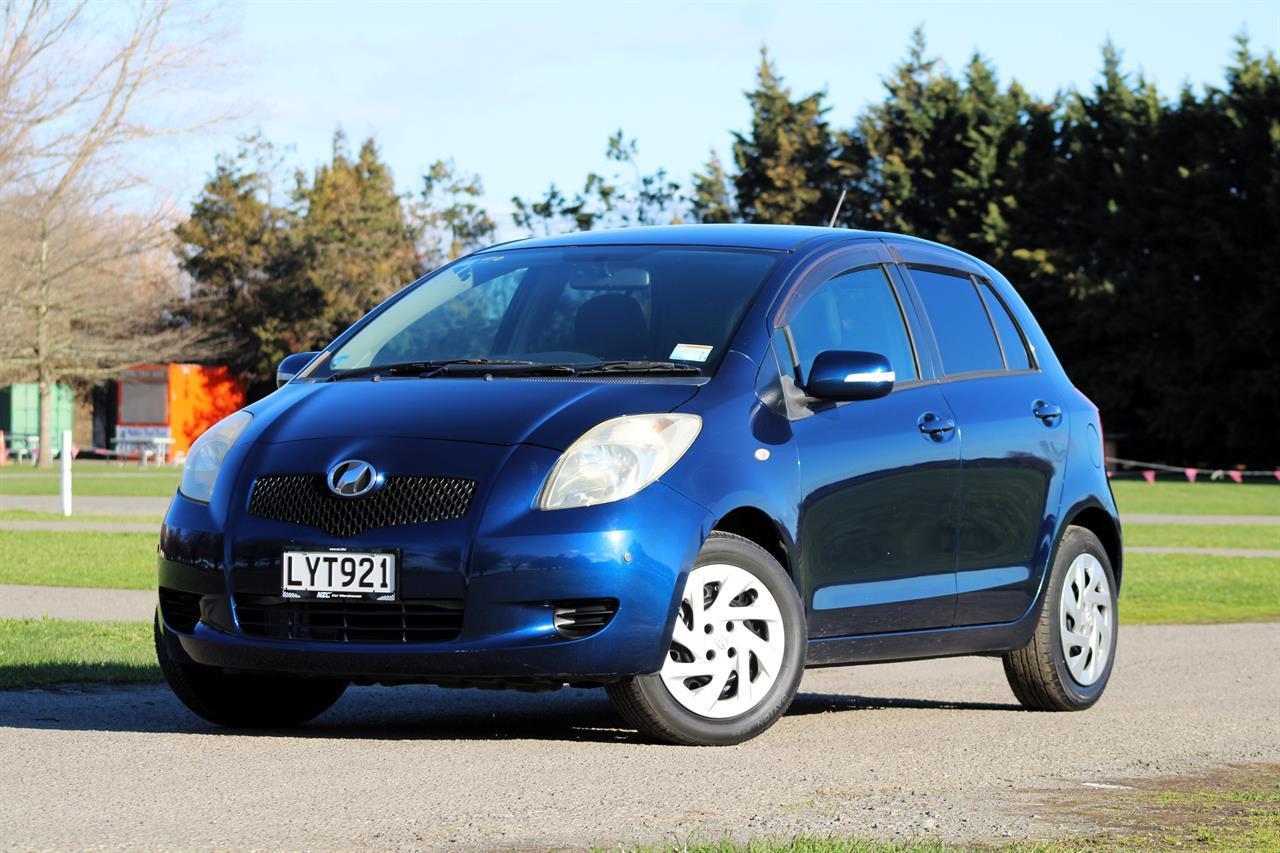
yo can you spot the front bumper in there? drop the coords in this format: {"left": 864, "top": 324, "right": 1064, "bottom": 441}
{"left": 158, "top": 471, "right": 709, "bottom": 683}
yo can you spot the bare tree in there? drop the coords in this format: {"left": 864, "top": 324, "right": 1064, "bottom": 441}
{"left": 0, "top": 0, "right": 232, "bottom": 465}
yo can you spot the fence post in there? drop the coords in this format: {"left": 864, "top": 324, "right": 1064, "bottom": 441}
{"left": 60, "top": 429, "right": 72, "bottom": 517}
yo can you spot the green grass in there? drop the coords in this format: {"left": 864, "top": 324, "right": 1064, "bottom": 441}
{"left": 0, "top": 509, "right": 163, "bottom": 524}
{"left": 1124, "top": 523, "right": 1280, "bottom": 550}
{"left": 616, "top": 841, "right": 953, "bottom": 852}
{"left": 0, "top": 530, "right": 154, "bottom": 589}
{"left": 1111, "top": 480, "right": 1280, "bottom": 516}
{"left": 0, "top": 618, "right": 159, "bottom": 689}
{"left": 615, "top": 824, "right": 1280, "bottom": 852}
{"left": 1122, "top": 553, "right": 1280, "bottom": 624}
{"left": 0, "top": 467, "right": 179, "bottom": 497}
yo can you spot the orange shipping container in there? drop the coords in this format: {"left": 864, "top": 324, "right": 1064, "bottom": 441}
{"left": 116, "top": 364, "right": 245, "bottom": 457}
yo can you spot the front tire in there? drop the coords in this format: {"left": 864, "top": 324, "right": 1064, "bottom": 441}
{"left": 607, "top": 532, "right": 806, "bottom": 745}
{"left": 1003, "top": 525, "right": 1118, "bottom": 711}
{"left": 154, "top": 615, "right": 347, "bottom": 728}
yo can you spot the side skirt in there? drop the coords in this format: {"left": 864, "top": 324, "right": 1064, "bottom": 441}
{"left": 803, "top": 612, "right": 1038, "bottom": 668}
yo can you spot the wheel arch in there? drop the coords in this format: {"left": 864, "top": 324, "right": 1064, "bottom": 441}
{"left": 1064, "top": 504, "right": 1123, "bottom": 588}
{"left": 711, "top": 506, "right": 793, "bottom": 578}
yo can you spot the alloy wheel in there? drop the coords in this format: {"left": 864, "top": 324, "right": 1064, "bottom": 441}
{"left": 1058, "top": 552, "right": 1113, "bottom": 686}
{"left": 659, "top": 563, "right": 786, "bottom": 719}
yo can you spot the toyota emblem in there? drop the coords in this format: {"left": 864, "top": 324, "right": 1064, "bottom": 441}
{"left": 327, "top": 459, "right": 380, "bottom": 497}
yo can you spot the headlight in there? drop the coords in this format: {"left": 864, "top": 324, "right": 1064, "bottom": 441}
{"left": 538, "top": 414, "right": 701, "bottom": 510}
{"left": 179, "top": 411, "right": 252, "bottom": 503}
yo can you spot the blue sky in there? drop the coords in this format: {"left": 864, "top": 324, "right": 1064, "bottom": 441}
{"left": 182, "top": 1, "right": 1278, "bottom": 236}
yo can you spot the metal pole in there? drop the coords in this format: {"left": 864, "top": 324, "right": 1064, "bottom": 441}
{"left": 60, "top": 429, "right": 72, "bottom": 517}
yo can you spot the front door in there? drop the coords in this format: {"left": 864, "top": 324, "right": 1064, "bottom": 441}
{"left": 776, "top": 255, "right": 961, "bottom": 637}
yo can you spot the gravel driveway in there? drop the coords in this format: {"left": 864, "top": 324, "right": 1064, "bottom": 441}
{"left": 1, "top": 622, "right": 1276, "bottom": 849}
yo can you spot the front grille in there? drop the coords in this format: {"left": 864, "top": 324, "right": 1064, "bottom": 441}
{"left": 247, "top": 473, "right": 476, "bottom": 537}
{"left": 159, "top": 587, "right": 203, "bottom": 633}
{"left": 552, "top": 599, "right": 618, "bottom": 639}
{"left": 235, "top": 595, "right": 465, "bottom": 643}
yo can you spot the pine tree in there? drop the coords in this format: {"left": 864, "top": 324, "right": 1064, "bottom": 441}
{"left": 420, "top": 159, "right": 495, "bottom": 266}
{"left": 1039, "top": 42, "right": 1167, "bottom": 448}
{"left": 173, "top": 137, "right": 295, "bottom": 391}
{"left": 732, "top": 48, "right": 844, "bottom": 224}
{"left": 1123, "top": 33, "right": 1280, "bottom": 462}
{"left": 289, "top": 132, "right": 422, "bottom": 346}
{"left": 689, "top": 151, "right": 736, "bottom": 223}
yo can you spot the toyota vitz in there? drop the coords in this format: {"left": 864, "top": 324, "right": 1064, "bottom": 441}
{"left": 155, "top": 225, "right": 1121, "bottom": 745}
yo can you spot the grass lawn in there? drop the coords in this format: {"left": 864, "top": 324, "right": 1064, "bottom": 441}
{"left": 0, "top": 509, "right": 164, "bottom": 524}
{"left": 1122, "top": 553, "right": 1280, "bottom": 624}
{"left": 0, "top": 530, "right": 154, "bottom": 589}
{"left": 0, "top": 468, "right": 179, "bottom": 497}
{"left": 1124, "top": 523, "right": 1280, "bottom": 550}
{"left": 1111, "top": 480, "right": 1280, "bottom": 516}
{"left": 0, "top": 618, "right": 158, "bottom": 689}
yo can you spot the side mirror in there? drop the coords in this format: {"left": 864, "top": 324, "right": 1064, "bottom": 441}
{"left": 277, "top": 352, "right": 320, "bottom": 388}
{"left": 804, "top": 350, "right": 895, "bottom": 401}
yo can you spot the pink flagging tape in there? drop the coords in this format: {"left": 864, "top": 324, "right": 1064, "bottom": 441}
{"left": 1108, "top": 457, "right": 1277, "bottom": 481}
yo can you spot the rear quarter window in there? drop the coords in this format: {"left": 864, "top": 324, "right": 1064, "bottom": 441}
{"left": 978, "top": 283, "right": 1033, "bottom": 370}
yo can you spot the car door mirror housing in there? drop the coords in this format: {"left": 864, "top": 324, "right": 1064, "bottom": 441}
{"left": 277, "top": 352, "right": 320, "bottom": 387}
{"left": 804, "top": 350, "right": 895, "bottom": 401}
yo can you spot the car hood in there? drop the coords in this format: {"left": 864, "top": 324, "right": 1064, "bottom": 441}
{"left": 246, "top": 377, "right": 703, "bottom": 451}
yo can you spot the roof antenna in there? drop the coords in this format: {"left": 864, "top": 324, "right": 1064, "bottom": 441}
{"left": 827, "top": 189, "right": 847, "bottom": 228}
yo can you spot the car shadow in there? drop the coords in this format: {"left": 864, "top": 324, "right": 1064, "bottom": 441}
{"left": 0, "top": 682, "right": 1022, "bottom": 743}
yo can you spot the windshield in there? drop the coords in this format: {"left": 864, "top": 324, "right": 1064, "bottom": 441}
{"left": 310, "top": 246, "right": 779, "bottom": 379}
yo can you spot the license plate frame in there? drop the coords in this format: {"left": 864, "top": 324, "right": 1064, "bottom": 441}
{"left": 281, "top": 547, "right": 399, "bottom": 601}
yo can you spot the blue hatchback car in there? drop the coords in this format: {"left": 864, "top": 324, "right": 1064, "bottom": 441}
{"left": 155, "top": 225, "right": 1121, "bottom": 745}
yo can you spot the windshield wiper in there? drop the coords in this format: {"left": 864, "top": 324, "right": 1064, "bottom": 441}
{"left": 326, "top": 358, "right": 539, "bottom": 381}
{"left": 327, "top": 358, "right": 697, "bottom": 381}
{"left": 576, "top": 360, "right": 702, "bottom": 376}
{"left": 425, "top": 360, "right": 577, "bottom": 377}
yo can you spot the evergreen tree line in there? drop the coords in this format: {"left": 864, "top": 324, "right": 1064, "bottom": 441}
{"left": 176, "top": 31, "right": 1279, "bottom": 466}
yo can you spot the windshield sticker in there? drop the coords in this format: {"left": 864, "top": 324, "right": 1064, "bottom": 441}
{"left": 332, "top": 354, "right": 351, "bottom": 366}
{"left": 670, "top": 343, "right": 713, "bottom": 363}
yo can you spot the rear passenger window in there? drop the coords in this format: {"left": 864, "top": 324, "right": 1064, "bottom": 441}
{"left": 786, "top": 266, "right": 918, "bottom": 385}
{"left": 978, "top": 284, "right": 1032, "bottom": 370}
{"left": 909, "top": 268, "right": 1004, "bottom": 375}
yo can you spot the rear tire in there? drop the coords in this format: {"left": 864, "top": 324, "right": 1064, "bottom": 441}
{"left": 607, "top": 532, "right": 805, "bottom": 745}
{"left": 154, "top": 615, "right": 347, "bottom": 728}
{"left": 1003, "top": 525, "right": 1117, "bottom": 711}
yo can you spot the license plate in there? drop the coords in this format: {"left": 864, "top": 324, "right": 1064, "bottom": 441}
{"left": 282, "top": 549, "right": 397, "bottom": 599}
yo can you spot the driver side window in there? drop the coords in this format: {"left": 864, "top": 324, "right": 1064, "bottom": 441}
{"left": 785, "top": 266, "right": 919, "bottom": 385}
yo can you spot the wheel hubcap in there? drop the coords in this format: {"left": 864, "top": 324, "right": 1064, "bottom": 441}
{"left": 659, "top": 563, "right": 785, "bottom": 719}
{"left": 1058, "top": 553, "right": 1113, "bottom": 686}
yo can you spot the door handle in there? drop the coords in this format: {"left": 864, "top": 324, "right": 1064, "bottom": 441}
{"left": 1033, "top": 400, "right": 1063, "bottom": 426}
{"left": 917, "top": 412, "right": 956, "bottom": 441}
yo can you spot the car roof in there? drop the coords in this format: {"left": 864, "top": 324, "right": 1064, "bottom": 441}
{"left": 477, "top": 224, "right": 881, "bottom": 253}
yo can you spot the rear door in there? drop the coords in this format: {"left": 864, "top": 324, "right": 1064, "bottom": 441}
{"left": 893, "top": 247, "right": 1069, "bottom": 626}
